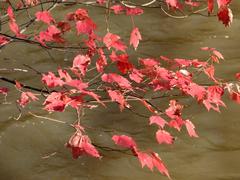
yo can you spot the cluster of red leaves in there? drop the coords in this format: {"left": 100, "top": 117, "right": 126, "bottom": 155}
{"left": 208, "top": 0, "right": 233, "bottom": 26}
{"left": 112, "top": 135, "right": 170, "bottom": 178}
{"left": 1, "top": 1, "right": 239, "bottom": 179}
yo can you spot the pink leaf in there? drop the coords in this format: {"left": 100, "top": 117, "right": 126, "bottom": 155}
{"left": 165, "top": 0, "right": 182, "bottom": 9}
{"left": 42, "top": 72, "right": 64, "bottom": 88}
{"left": 130, "top": 27, "right": 142, "bottom": 50}
{"left": 35, "top": 11, "right": 55, "bottom": 25}
{"left": 17, "top": 92, "right": 38, "bottom": 107}
{"left": 136, "top": 151, "right": 154, "bottom": 171}
{"left": 76, "top": 18, "right": 96, "bottom": 35}
{"left": 72, "top": 54, "right": 91, "bottom": 76}
{"left": 129, "top": 68, "right": 144, "bottom": 83}
{"left": 101, "top": 73, "right": 133, "bottom": 90}
{"left": 112, "top": 135, "right": 137, "bottom": 149}
{"left": 156, "top": 130, "right": 174, "bottom": 144}
{"left": 149, "top": 115, "right": 167, "bottom": 129}
{"left": 0, "top": 87, "right": 9, "bottom": 95}
{"left": 82, "top": 141, "right": 101, "bottom": 158}
{"left": 107, "top": 90, "right": 129, "bottom": 111}
{"left": 103, "top": 32, "right": 127, "bottom": 52}
{"left": 185, "top": 119, "right": 198, "bottom": 137}
{"left": 0, "top": 35, "right": 10, "bottom": 46}
{"left": 126, "top": 7, "right": 144, "bottom": 15}
{"left": 151, "top": 152, "right": 170, "bottom": 178}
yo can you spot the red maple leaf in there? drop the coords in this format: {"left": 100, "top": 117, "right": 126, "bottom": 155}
{"left": 185, "top": 119, "right": 198, "bottom": 137}
{"left": 149, "top": 115, "right": 167, "bottom": 129}
{"left": 35, "top": 11, "right": 55, "bottom": 25}
{"left": 217, "top": 6, "right": 233, "bottom": 27}
{"left": 101, "top": 73, "right": 133, "bottom": 90}
{"left": 0, "top": 35, "right": 10, "bottom": 46}
{"left": 0, "top": 87, "right": 9, "bottom": 95}
{"left": 72, "top": 54, "right": 91, "bottom": 76}
{"left": 107, "top": 90, "right": 129, "bottom": 111}
{"left": 130, "top": 27, "right": 142, "bottom": 50}
{"left": 156, "top": 130, "right": 174, "bottom": 144}
{"left": 112, "top": 135, "right": 137, "bottom": 149}
{"left": 103, "top": 32, "right": 127, "bottom": 52}
{"left": 17, "top": 92, "right": 39, "bottom": 107}
{"left": 165, "top": 0, "right": 182, "bottom": 9}
{"left": 42, "top": 72, "right": 64, "bottom": 88}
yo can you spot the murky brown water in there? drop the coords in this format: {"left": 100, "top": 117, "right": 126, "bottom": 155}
{"left": 0, "top": 1, "right": 240, "bottom": 180}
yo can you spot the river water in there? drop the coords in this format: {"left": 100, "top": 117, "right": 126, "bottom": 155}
{"left": 0, "top": 1, "right": 240, "bottom": 180}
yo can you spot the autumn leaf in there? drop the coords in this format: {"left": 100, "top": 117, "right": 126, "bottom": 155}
{"left": 156, "top": 130, "right": 174, "bottom": 144}
{"left": 0, "top": 87, "right": 9, "bottom": 95}
{"left": 35, "top": 11, "right": 55, "bottom": 25}
{"left": 101, "top": 73, "right": 133, "bottom": 90}
{"left": 207, "top": 0, "right": 214, "bottom": 14}
{"left": 72, "top": 54, "right": 91, "bottom": 76}
{"left": 149, "top": 115, "right": 167, "bottom": 129}
{"left": 103, "top": 32, "right": 127, "bottom": 52}
{"left": 130, "top": 27, "right": 142, "bottom": 50}
{"left": 107, "top": 90, "right": 129, "bottom": 111}
{"left": 217, "top": 6, "right": 233, "bottom": 27}
{"left": 185, "top": 119, "right": 198, "bottom": 137}
{"left": 112, "top": 135, "right": 137, "bottom": 149}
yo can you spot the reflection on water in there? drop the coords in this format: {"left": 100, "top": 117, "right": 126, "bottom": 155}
{"left": 0, "top": 1, "right": 240, "bottom": 180}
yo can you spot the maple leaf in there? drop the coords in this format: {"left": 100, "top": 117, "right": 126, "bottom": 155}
{"left": 76, "top": 18, "right": 96, "bottom": 35}
{"left": 103, "top": 32, "right": 127, "bottom": 52}
{"left": 43, "top": 92, "right": 68, "bottom": 112}
{"left": 15, "top": 80, "right": 22, "bottom": 90}
{"left": 7, "top": 6, "right": 15, "bottom": 21}
{"left": 112, "top": 135, "right": 137, "bottom": 149}
{"left": 57, "top": 21, "right": 71, "bottom": 33}
{"left": 66, "top": 80, "right": 88, "bottom": 91}
{"left": 168, "top": 117, "right": 185, "bottom": 131}
{"left": 217, "top": 6, "right": 233, "bottom": 27}
{"left": 129, "top": 68, "right": 144, "bottom": 83}
{"left": 9, "top": 21, "right": 22, "bottom": 37}
{"left": 207, "top": 0, "right": 214, "bottom": 14}
{"left": 165, "top": 0, "right": 182, "bottom": 9}
{"left": 217, "top": 0, "right": 232, "bottom": 8}
{"left": 110, "top": 5, "right": 126, "bottom": 14}
{"left": 35, "top": 11, "right": 55, "bottom": 25}
{"left": 72, "top": 54, "right": 91, "bottom": 76}
{"left": 185, "top": 119, "right": 198, "bottom": 137}
{"left": 17, "top": 92, "right": 38, "bottom": 107}
{"left": 0, "top": 87, "right": 9, "bottom": 95}
{"left": 165, "top": 100, "right": 183, "bottom": 119}
{"left": 42, "top": 72, "right": 64, "bottom": 88}
{"left": 110, "top": 51, "right": 133, "bottom": 74}
{"left": 126, "top": 7, "right": 144, "bottom": 16}
{"left": 136, "top": 151, "right": 154, "bottom": 171}
{"left": 204, "top": 65, "right": 217, "bottom": 82}
{"left": 130, "top": 27, "right": 142, "bottom": 50}
{"left": 107, "top": 90, "right": 129, "bottom": 111}
{"left": 96, "top": 48, "right": 107, "bottom": 72}
{"left": 0, "top": 35, "right": 10, "bottom": 46}
{"left": 151, "top": 152, "right": 170, "bottom": 178}
{"left": 149, "top": 115, "right": 167, "bottom": 129}
{"left": 58, "top": 68, "right": 72, "bottom": 82}
{"left": 156, "top": 130, "right": 174, "bottom": 144}
{"left": 230, "top": 92, "right": 240, "bottom": 104}
{"left": 66, "top": 131, "right": 101, "bottom": 159}
{"left": 82, "top": 141, "right": 101, "bottom": 158}
{"left": 101, "top": 73, "right": 133, "bottom": 90}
